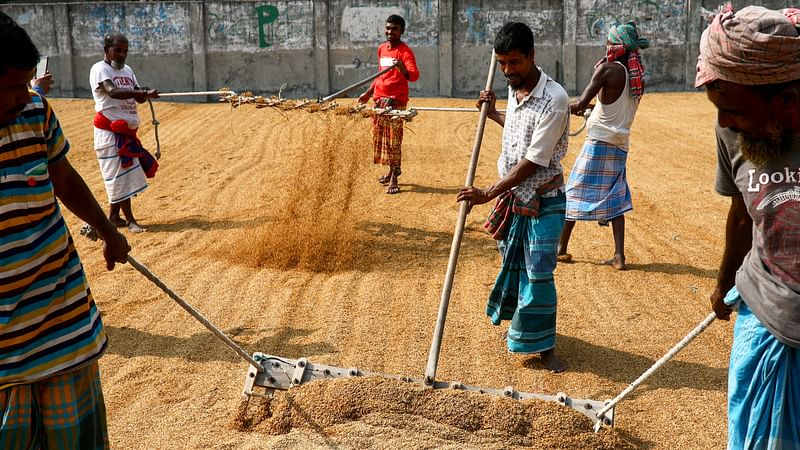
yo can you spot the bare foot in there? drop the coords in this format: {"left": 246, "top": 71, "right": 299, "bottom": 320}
{"left": 556, "top": 253, "right": 573, "bottom": 263}
{"left": 601, "top": 255, "right": 626, "bottom": 270}
{"left": 110, "top": 216, "right": 127, "bottom": 228}
{"left": 386, "top": 181, "right": 400, "bottom": 194}
{"left": 540, "top": 349, "right": 567, "bottom": 373}
{"left": 127, "top": 221, "right": 147, "bottom": 233}
{"left": 379, "top": 167, "right": 401, "bottom": 185}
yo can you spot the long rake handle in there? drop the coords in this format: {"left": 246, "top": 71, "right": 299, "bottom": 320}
{"left": 158, "top": 91, "right": 235, "bottom": 97}
{"left": 424, "top": 50, "right": 498, "bottom": 385}
{"left": 126, "top": 255, "right": 264, "bottom": 372}
{"left": 321, "top": 63, "right": 396, "bottom": 103}
{"left": 596, "top": 312, "right": 717, "bottom": 421}
{"left": 413, "top": 107, "right": 507, "bottom": 113}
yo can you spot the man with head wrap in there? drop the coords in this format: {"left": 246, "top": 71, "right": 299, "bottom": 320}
{"left": 696, "top": 5, "right": 800, "bottom": 449}
{"left": 557, "top": 22, "right": 648, "bottom": 270}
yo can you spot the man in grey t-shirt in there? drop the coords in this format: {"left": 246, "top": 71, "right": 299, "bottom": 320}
{"left": 695, "top": 5, "right": 800, "bottom": 449}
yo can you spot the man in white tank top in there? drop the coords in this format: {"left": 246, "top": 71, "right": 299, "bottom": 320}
{"left": 557, "top": 22, "right": 648, "bottom": 270}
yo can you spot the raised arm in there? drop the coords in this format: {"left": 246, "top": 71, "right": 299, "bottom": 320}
{"left": 569, "top": 63, "right": 623, "bottom": 115}
{"left": 98, "top": 79, "right": 158, "bottom": 103}
{"left": 394, "top": 47, "right": 420, "bottom": 82}
{"left": 476, "top": 89, "right": 505, "bottom": 126}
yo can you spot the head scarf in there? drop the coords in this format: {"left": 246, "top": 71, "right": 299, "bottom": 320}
{"left": 695, "top": 5, "right": 800, "bottom": 87}
{"left": 598, "top": 22, "right": 648, "bottom": 99}
{"left": 608, "top": 21, "right": 650, "bottom": 51}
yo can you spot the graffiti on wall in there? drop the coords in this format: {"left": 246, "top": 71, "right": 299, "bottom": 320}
{"left": 256, "top": 5, "right": 279, "bottom": 47}
{"left": 334, "top": 56, "right": 379, "bottom": 76}
{"left": 331, "top": 3, "right": 438, "bottom": 49}
{"left": 456, "top": 7, "right": 563, "bottom": 46}
{"left": 70, "top": 3, "right": 190, "bottom": 56}
{"left": 206, "top": 1, "right": 312, "bottom": 51}
{"left": 578, "top": 0, "right": 687, "bottom": 45}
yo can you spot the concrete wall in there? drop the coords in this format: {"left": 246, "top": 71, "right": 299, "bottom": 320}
{"left": 2, "top": 0, "right": 797, "bottom": 100}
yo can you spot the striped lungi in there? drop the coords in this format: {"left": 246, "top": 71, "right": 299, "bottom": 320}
{"left": 0, "top": 362, "right": 109, "bottom": 450}
{"left": 95, "top": 142, "right": 148, "bottom": 205}
{"left": 565, "top": 140, "right": 631, "bottom": 221}
{"left": 486, "top": 193, "right": 566, "bottom": 353}
{"left": 372, "top": 99, "right": 406, "bottom": 167}
{"left": 725, "top": 288, "right": 800, "bottom": 450}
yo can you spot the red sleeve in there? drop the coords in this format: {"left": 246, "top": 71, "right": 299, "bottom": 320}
{"left": 401, "top": 46, "right": 419, "bottom": 83}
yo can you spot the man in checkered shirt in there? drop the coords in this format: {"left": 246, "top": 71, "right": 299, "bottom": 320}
{"left": 457, "top": 22, "right": 570, "bottom": 373}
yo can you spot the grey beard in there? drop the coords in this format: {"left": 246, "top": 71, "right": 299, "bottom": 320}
{"left": 110, "top": 60, "right": 124, "bottom": 70}
{"left": 738, "top": 124, "right": 787, "bottom": 168}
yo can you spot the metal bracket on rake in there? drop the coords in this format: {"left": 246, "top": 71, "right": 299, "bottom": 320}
{"left": 241, "top": 352, "right": 614, "bottom": 428}
{"left": 376, "top": 108, "right": 418, "bottom": 122}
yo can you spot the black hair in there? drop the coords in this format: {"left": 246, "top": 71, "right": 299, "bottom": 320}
{"left": 0, "top": 11, "right": 40, "bottom": 76}
{"left": 494, "top": 22, "right": 534, "bottom": 55}
{"left": 103, "top": 33, "right": 128, "bottom": 51}
{"left": 387, "top": 14, "right": 405, "bottom": 31}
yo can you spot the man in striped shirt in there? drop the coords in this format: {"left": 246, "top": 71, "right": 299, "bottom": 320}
{"left": 1, "top": 12, "right": 130, "bottom": 449}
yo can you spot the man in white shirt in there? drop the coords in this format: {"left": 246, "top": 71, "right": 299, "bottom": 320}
{"left": 89, "top": 33, "right": 158, "bottom": 233}
{"left": 457, "top": 22, "right": 570, "bottom": 373}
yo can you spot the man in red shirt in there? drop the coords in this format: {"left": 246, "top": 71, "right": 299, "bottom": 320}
{"left": 358, "top": 14, "right": 419, "bottom": 195}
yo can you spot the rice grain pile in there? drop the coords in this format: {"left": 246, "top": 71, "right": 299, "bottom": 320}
{"left": 218, "top": 113, "right": 374, "bottom": 272}
{"left": 233, "top": 377, "right": 633, "bottom": 449}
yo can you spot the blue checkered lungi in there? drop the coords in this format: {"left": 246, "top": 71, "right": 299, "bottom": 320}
{"left": 725, "top": 287, "right": 800, "bottom": 450}
{"left": 486, "top": 193, "right": 566, "bottom": 353}
{"left": 565, "top": 140, "right": 631, "bottom": 221}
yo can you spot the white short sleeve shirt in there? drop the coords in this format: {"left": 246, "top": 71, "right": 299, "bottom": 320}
{"left": 499, "top": 70, "right": 570, "bottom": 203}
{"left": 89, "top": 61, "right": 140, "bottom": 148}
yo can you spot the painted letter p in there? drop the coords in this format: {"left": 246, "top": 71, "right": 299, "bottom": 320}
{"left": 256, "top": 5, "right": 279, "bottom": 48}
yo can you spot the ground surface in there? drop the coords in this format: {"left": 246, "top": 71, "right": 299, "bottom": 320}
{"left": 50, "top": 92, "right": 730, "bottom": 449}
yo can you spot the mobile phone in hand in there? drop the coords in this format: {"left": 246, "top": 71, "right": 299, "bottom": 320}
{"left": 35, "top": 56, "right": 49, "bottom": 79}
